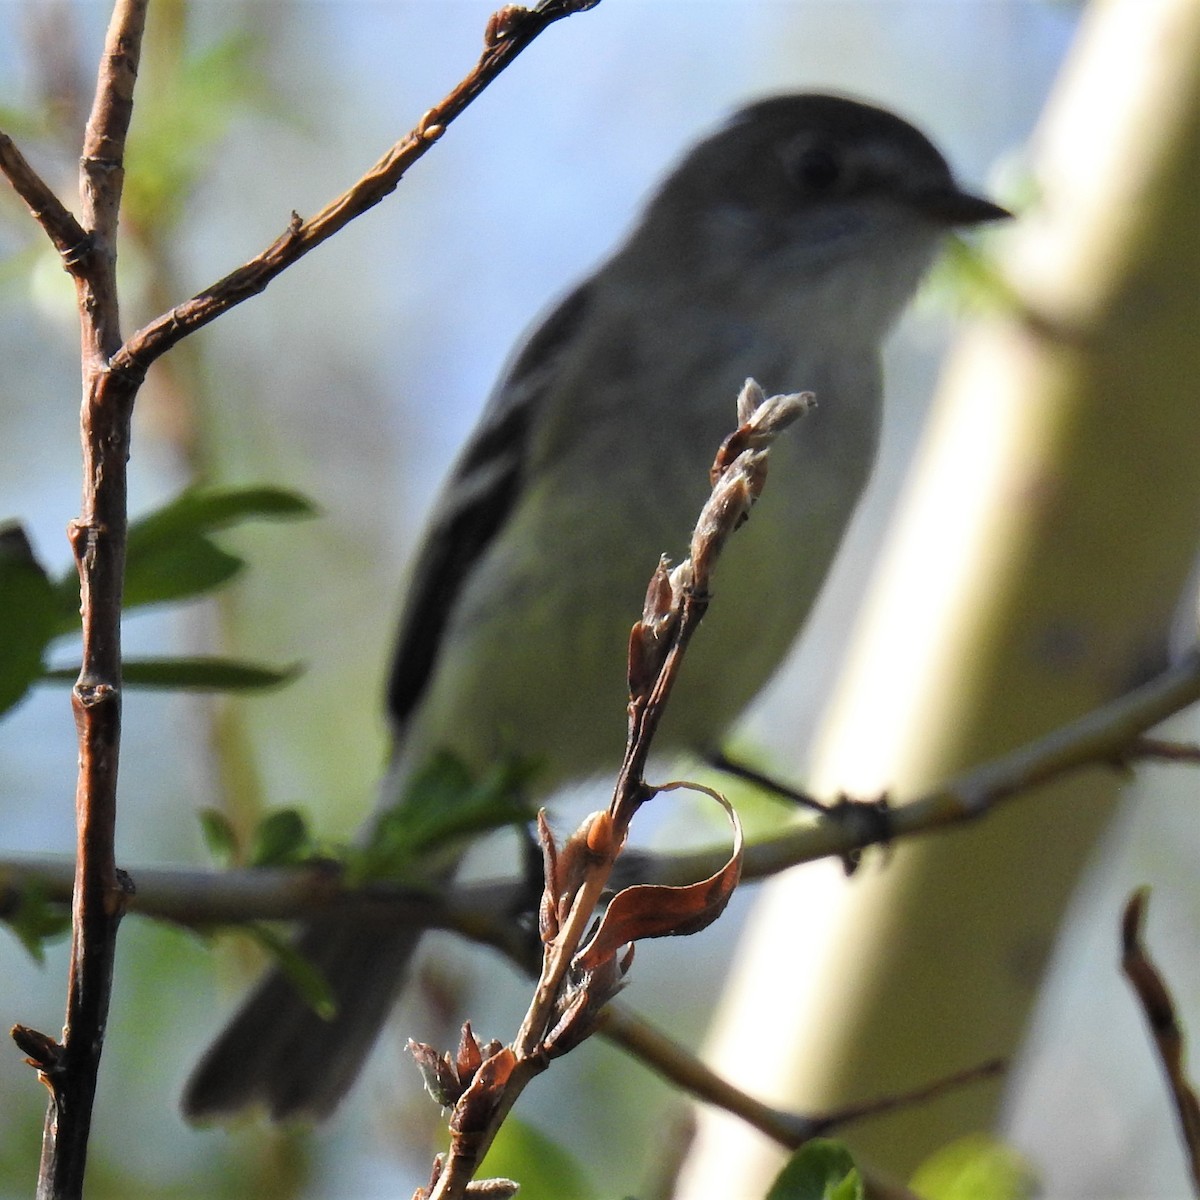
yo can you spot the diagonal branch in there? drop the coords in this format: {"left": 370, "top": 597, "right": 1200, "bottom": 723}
{"left": 4, "top": 646, "right": 1199, "bottom": 936}
{"left": 111, "top": 0, "right": 602, "bottom": 384}
{"left": 418, "top": 387, "right": 811, "bottom": 1200}
{"left": 1121, "top": 889, "right": 1200, "bottom": 1195}
{"left": 0, "top": 133, "right": 88, "bottom": 259}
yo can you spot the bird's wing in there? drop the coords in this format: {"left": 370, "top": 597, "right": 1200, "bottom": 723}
{"left": 385, "top": 281, "right": 594, "bottom": 734}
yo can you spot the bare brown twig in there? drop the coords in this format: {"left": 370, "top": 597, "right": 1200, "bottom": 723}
{"left": 17, "top": 4, "right": 151, "bottom": 1197}
{"left": 0, "top": 133, "right": 88, "bottom": 258}
{"left": 5, "top": 643, "right": 1200, "bottom": 934}
{"left": 1123, "top": 736, "right": 1200, "bottom": 765}
{"left": 603, "top": 1005, "right": 1001, "bottom": 1143}
{"left": 412, "top": 385, "right": 811, "bottom": 1200}
{"left": 659, "top": 644, "right": 1200, "bottom": 887}
{"left": 1121, "top": 889, "right": 1200, "bottom": 1195}
{"left": 110, "top": 0, "right": 602, "bottom": 384}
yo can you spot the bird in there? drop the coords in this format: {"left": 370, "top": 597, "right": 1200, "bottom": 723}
{"left": 183, "top": 92, "right": 1009, "bottom": 1121}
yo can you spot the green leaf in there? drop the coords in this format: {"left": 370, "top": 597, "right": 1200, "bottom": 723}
{"left": 3, "top": 885, "right": 71, "bottom": 964}
{"left": 128, "top": 486, "right": 316, "bottom": 546}
{"left": 766, "top": 1140, "right": 864, "bottom": 1200}
{"left": 350, "top": 752, "right": 538, "bottom": 884}
{"left": 48, "top": 483, "right": 316, "bottom": 623}
{"left": 198, "top": 808, "right": 241, "bottom": 867}
{"left": 926, "top": 233, "right": 1021, "bottom": 316}
{"left": 0, "top": 524, "right": 59, "bottom": 716}
{"left": 909, "top": 1134, "right": 1038, "bottom": 1200}
{"left": 41, "top": 656, "right": 301, "bottom": 692}
{"left": 112, "top": 536, "right": 244, "bottom": 617}
{"left": 479, "top": 1117, "right": 598, "bottom": 1200}
{"left": 249, "top": 808, "right": 315, "bottom": 868}
{"left": 245, "top": 923, "right": 336, "bottom": 1020}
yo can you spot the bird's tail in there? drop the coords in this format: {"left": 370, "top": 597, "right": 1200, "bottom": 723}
{"left": 182, "top": 909, "right": 425, "bottom": 1122}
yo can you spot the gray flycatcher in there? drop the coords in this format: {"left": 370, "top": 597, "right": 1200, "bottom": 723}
{"left": 183, "top": 92, "right": 1009, "bottom": 1121}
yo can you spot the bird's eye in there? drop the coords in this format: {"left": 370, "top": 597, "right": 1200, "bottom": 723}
{"left": 788, "top": 145, "right": 842, "bottom": 193}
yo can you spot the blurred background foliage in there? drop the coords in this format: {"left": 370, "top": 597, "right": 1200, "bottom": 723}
{"left": 0, "top": 3, "right": 1195, "bottom": 1199}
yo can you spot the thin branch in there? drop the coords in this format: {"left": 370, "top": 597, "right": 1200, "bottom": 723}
{"left": 599, "top": 1007, "right": 816, "bottom": 1147}
{"left": 0, "top": 133, "right": 88, "bottom": 258}
{"left": 660, "top": 645, "right": 1200, "bottom": 887}
{"left": 602, "top": 1006, "right": 1001, "bottom": 1147}
{"left": 1121, "top": 889, "right": 1200, "bottom": 1195}
{"left": 705, "top": 747, "right": 828, "bottom": 814}
{"left": 79, "top": 0, "right": 144, "bottom": 255}
{"left": 809, "top": 1058, "right": 1006, "bottom": 1137}
{"left": 417, "top": 387, "right": 809, "bottom": 1200}
{"left": 1123, "top": 736, "right": 1200, "bottom": 765}
{"left": 4, "top": 645, "right": 1199, "bottom": 934}
{"left": 25, "top": 2, "right": 150, "bottom": 1196}
{"left": 109, "top": 0, "right": 601, "bottom": 384}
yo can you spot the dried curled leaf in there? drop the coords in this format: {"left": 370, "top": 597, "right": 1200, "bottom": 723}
{"left": 449, "top": 1046, "right": 518, "bottom": 1135}
{"left": 573, "top": 782, "right": 742, "bottom": 973}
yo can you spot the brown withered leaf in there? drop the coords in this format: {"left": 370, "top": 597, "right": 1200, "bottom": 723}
{"left": 449, "top": 1046, "right": 518, "bottom": 1135}
{"left": 456, "top": 1021, "right": 484, "bottom": 1081}
{"left": 572, "top": 782, "right": 742, "bottom": 973}
{"left": 538, "top": 810, "right": 560, "bottom": 942}
{"left": 548, "top": 810, "right": 612, "bottom": 930}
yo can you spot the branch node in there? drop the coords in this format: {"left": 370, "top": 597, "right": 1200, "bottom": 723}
{"left": 417, "top": 110, "right": 446, "bottom": 142}
{"left": 73, "top": 680, "right": 119, "bottom": 709}
{"left": 61, "top": 230, "right": 97, "bottom": 271}
{"left": 78, "top": 153, "right": 122, "bottom": 179}
{"left": 485, "top": 6, "right": 528, "bottom": 46}
{"left": 830, "top": 793, "right": 894, "bottom": 874}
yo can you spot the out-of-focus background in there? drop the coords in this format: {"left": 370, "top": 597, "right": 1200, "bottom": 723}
{"left": 1, "top": 3, "right": 1197, "bottom": 1198}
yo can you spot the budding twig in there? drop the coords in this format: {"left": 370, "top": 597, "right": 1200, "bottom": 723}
{"left": 413, "top": 381, "right": 809, "bottom": 1200}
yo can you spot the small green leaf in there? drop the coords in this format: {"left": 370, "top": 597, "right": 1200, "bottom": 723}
{"left": 41, "top": 656, "right": 301, "bottom": 692}
{"left": 0, "top": 524, "right": 59, "bottom": 716}
{"left": 351, "top": 752, "right": 538, "bottom": 884}
{"left": 115, "top": 536, "right": 245, "bottom": 616}
{"left": 125, "top": 656, "right": 300, "bottom": 691}
{"left": 128, "top": 485, "right": 316, "bottom": 550}
{"left": 479, "top": 1117, "right": 598, "bottom": 1200}
{"left": 4, "top": 886, "right": 71, "bottom": 964}
{"left": 926, "top": 234, "right": 1021, "bottom": 316}
{"left": 246, "top": 923, "right": 336, "bottom": 1020}
{"left": 198, "top": 808, "right": 241, "bottom": 867}
{"left": 44, "top": 484, "right": 317, "bottom": 624}
{"left": 250, "top": 808, "right": 314, "bottom": 868}
{"left": 909, "top": 1133, "right": 1037, "bottom": 1200}
{"left": 766, "top": 1140, "right": 864, "bottom": 1200}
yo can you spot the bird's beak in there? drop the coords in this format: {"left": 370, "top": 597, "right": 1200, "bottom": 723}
{"left": 919, "top": 186, "right": 1012, "bottom": 226}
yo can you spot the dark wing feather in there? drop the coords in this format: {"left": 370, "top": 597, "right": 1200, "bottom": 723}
{"left": 386, "top": 282, "right": 594, "bottom": 732}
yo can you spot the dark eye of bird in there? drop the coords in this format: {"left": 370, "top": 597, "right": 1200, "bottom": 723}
{"left": 790, "top": 145, "right": 842, "bottom": 193}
